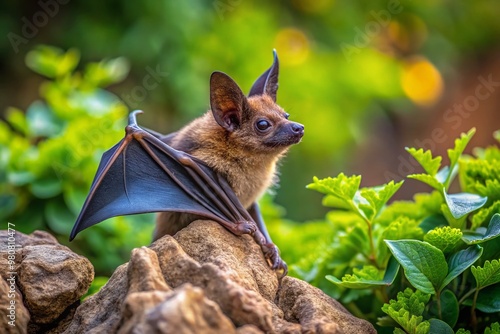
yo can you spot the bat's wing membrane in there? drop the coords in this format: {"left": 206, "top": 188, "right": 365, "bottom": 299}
{"left": 69, "top": 111, "right": 247, "bottom": 240}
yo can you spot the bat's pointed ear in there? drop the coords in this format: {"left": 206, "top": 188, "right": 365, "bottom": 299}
{"left": 210, "top": 71, "right": 247, "bottom": 132}
{"left": 248, "top": 49, "right": 279, "bottom": 102}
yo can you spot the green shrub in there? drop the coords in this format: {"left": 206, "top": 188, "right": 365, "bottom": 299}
{"left": 0, "top": 46, "right": 154, "bottom": 275}
{"left": 271, "top": 129, "right": 500, "bottom": 333}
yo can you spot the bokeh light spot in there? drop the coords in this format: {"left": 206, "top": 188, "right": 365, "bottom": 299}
{"left": 274, "top": 28, "right": 310, "bottom": 66}
{"left": 401, "top": 57, "right": 443, "bottom": 106}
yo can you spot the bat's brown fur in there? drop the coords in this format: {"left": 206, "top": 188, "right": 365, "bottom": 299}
{"left": 154, "top": 69, "right": 303, "bottom": 240}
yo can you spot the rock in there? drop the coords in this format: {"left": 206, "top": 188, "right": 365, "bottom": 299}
{"left": 65, "top": 220, "right": 376, "bottom": 333}
{"left": 0, "top": 230, "right": 94, "bottom": 333}
{"left": 278, "top": 276, "right": 376, "bottom": 334}
{"left": 19, "top": 244, "right": 94, "bottom": 324}
{"left": 121, "top": 284, "right": 237, "bottom": 334}
{"left": 0, "top": 276, "right": 30, "bottom": 334}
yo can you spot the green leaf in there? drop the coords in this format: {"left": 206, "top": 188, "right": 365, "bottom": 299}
{"left": 26, "top": 101, "right": 63, "bottom": 138}
{"left": 408, "top": 173, "right": 443, "bottom": 191}
{"left": 419, "top": 214, "right": 447, "bottom": 233}
{"left": 471, "top": 259, "right": 500, "bottom": 289}
{"left": 354, "top": 192, "right": 374, "bottom": 220}
{"left": 459, "top": 157, "right": 500, "bottom": 201}
{"left": 406, "top": 147, "right": 442, "bottom": 176}
{"left": 439, "top": 290, "right": 459, "bottom": 328}
{"left": 84, "top": 57, "right": 130, "bottom": 87}
{"left": 443, "top": 190, "right": 487, "bottom": 219}
{"left": 377, "top": 217, "right": 424, "bottom": 263}
{"left": 484, "top": 322, "right": 500, "bottom": 334}
{"left": 424, "top": 226, "right": 463, "bottom": 254}
{"left": 45, "top": 200, "right": 76, "bottom": 235}
{"left": 30, "top": 177, "right": 63, "bottom": 199}
{"left": 25, "top": 45, "right": 80, "bottom": 78}
{"left": 358, "top": 181, "right": 404, "bottom": 220}
{"left": 64, "top": 186, "right": 89, "bottom": 215}
{"left": 462, "top": 284, "right": 500, "bottom": 313}
{"left": 455, "top": 329, "right": 471, "bottom": 334}
{"left": 366, "top": 181, "right": 404, "bottom": 211}
{"left": 0, "top": 195, "right": 17, "bottom": 220}
{"left": 322, "top": 194, "right": 351, "bottom": 210}
{"left": 307, "top": 174, "right": 361, "bottom": 203}
{"left": 440, "top": 245, "right": 482, "bottom": 290}
{"left": 445, "top": 128, "right": 475, "bottom": 187}
{"left": 386, "top": 240, "right": 448, "bottom": 294}
{"left": 376, "top": 315, "right": 398, "bottom": 328}
{"left": 440, "top": 203, "right": 466, "bottom": 230}
{"left": 462, "top": 214, "right": 500, "bottom": 245}
{"left": 382, "top": 288, "right": 431, "bottom": 334}
{"left": 6, "top": 107, "right": 29, "bottom": 135}
{"left": 472, "top": 200, "right": 500, "bottom": 230}
{"left": 428, "top": 318, "right": 454, "bottom": 334}
{"left": 327, "top": 256, "right": 400, "bottom": 289}
{"left": 435, "top": 166, "right": 450, "bottom": 184}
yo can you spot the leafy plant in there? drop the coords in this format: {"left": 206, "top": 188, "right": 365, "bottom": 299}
{"left": 275, "top": 129, "right": 500, "bottom": 333}
{"left": 0, "top": 46, "right": 155, "bottom": 275}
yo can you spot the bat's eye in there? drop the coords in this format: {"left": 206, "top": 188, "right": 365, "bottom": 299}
{"left": 256, "top": 119, "right": 272, "bottom": 132}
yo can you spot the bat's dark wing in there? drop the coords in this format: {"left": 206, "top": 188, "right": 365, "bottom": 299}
{"left": 70, "top": 110, "right": 256, "bottom": 241}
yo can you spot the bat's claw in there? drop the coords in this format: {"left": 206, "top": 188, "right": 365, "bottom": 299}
{"left": 262, "top": 242, "right": 288, "bottom": 278}
{"left": 234, "top": 220, "right": 257, "bottom": 235}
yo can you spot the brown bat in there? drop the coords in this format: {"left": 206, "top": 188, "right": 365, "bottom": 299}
{"left": 70, "top": 50, "right": 304, "bottom": 275}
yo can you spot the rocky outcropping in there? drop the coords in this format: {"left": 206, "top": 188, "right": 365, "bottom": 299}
{"left": 66, "top": 220, "right": 375, "bottom": 333}
{"left": 0, "top": 230, "right": 94, "bottom": 333}
{"left": 1, "top": 222, "right": 376, "bottom": 333}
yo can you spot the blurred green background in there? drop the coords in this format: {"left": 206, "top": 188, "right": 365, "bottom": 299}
{"left": 1, "top": 1, "right": 500, "bottom": 274}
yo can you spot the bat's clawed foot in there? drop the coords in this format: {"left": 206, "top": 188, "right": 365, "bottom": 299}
{"left": 262, "top": 242, "right": 288, "bottom": 278}
{"left": 233, "top": 220, "right": 257, "bottom": 235}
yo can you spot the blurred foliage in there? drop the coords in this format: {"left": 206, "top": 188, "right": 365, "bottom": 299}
{"left": 1, "top": 0, "right": 500, "bottom": 221}
{"left": 270, "top": 130, "right": 500, "bottom": 333}
{"left": 0, "top": 46, "right": 155, "bottom": 275}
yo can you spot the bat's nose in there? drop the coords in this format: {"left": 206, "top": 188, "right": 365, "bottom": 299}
{"left": 290, "top": 122, "right": 304, "bottom": 137}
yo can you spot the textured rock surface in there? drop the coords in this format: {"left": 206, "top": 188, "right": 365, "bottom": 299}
{"left": 121, "top": 284, "right": 237, "bottom": 334}
{"left": 0, "top": 230, "right": 94, "bottom": 333}
{"left": 65, "top": 220, "right": 376, "bottom": 333}
{"left": 19, "top": 244, "right": 94, "bottom": 324}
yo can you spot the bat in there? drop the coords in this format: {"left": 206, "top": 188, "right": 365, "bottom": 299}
{"left": 70, "top": 50, "right": 305, "bottom": 277}
{"left": 69, "top": 110, "right": 287, "bottom": 274}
